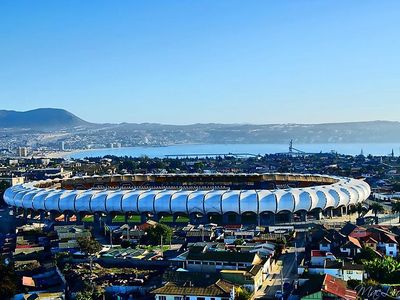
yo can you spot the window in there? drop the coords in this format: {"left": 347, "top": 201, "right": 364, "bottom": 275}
{"left": 197, "top": 297, "right": 205, "bottom": 300}
{"left": 159, "top": 296, "right": 166, "bottom": 300}
{"left": 174, "top": 297, "right": 183, "bottom": 300}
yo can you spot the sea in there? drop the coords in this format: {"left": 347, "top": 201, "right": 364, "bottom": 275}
{"left": 67, "top": 143, "right": 400, "bottom": 159}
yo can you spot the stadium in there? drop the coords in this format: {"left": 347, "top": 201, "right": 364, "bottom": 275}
{"left": 3, "top": 173, "right": 370, "bottom": 225}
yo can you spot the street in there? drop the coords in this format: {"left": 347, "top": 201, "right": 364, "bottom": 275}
{"left": 254, "top": 231, "right": 306, "bottom": 299}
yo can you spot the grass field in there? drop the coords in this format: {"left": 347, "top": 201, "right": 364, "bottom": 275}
{"left": 112, "top": 215, "right": 141, "bottom": 223}
{"left": 82, "top": 215, "right": 94, "bottom": 222}
{"left": 82, "top": 214, "right": 189, "bottom": 224}
{"left": 159, "top": 215, "right": 189, "bottom": 223}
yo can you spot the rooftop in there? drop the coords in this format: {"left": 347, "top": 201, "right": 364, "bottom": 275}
{"left": 152, "top": 279, "right": 233, "bottom": 297}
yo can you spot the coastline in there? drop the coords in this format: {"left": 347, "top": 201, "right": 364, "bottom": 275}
{"left": 39, "top": 142, "right": 400, "bottom": 159}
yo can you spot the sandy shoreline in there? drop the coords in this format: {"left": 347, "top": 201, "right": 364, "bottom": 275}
{"left": 43, "top": 149, "right": 88, "bottom": 159}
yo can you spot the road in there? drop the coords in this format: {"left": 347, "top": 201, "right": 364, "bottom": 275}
{"left": 254, "top": 232, "right": 306, "bottom": 299}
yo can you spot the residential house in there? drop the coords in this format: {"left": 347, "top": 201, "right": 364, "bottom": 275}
{"left": 220, "top": 264, "right": 263, "bottom": 292}
{"left": 318, "top": 237, "right": 332, "bottom": 252}
{"left": 368, "top": 227, "right": 399, "bottom": 257}
{"left": 183, "top": 245, "right": 270, "bottom": 274}
{"left": 310, "top": 250, "right": 336, "bottom": 267}
{"left": 299, "top": 258, "right": 365, "bottom": 282}
{"left": 342, "top": 263, "right": 365, "bottom": 282}
{"left": 297, "top": 274, "right": 357, "bottom": 300}
{"left": 360, "top": 236, "right": 378, "bottom": 251}
{"left": 339, "top": 236, "right": 362, "bottom": 257}
{"left": 152, "top": 279, "right": 234, "bottom": 300}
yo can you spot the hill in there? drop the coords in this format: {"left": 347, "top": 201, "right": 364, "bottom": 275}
{"left": 0, "top": 108, "right": 90, "bottom": 129}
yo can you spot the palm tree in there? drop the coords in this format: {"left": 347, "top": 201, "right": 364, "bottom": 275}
{"left": 391, "top": 201, "right": 400, "bottom": 223}
{"left": 350, "top": 202, "right": 366, "bottom": 218}
{"left": 369, "top": 202, "right": 384, "bottom": 224}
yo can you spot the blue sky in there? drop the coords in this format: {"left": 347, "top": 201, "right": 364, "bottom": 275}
{"left": 0, "top": 1, "right": 399, "bottom": 124}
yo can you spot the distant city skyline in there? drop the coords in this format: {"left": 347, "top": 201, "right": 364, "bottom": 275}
{"left": 1, "top": 1, "right": 399, "bottom": 124}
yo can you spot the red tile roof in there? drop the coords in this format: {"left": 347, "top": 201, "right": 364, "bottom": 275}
{"left": 348, "top": 236, "right": 362, "bottom": 248}
{"left": 322, "top": 274, "right": 357, "bottom": 300}
{"left": 311, "top": 250, "right": 332, "bottom": 257}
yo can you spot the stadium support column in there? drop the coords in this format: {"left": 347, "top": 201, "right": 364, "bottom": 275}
{"left": 94, "top": 213, "right": 100, "bottom": 229}
{"left": 200, "top": 214, "right": 208, "bottom": 225}
{"left": 140, "top": 212, "right": 147, "bottom": 224}
{"left": 49, "top": 211, "right": 56, "bottom": 222}
{"left": 172, "top": 214, "right": 178, "bottom": 226}
{"left": 300, "top": 211, "right": 307, "bottom": 222}
{"left": 152, "top": 214, "right": 160, "bottom": 222}
{"left": 288, "top": 212, "right": 293, "bottom": 223}
{"left": 270, "top": 213, "right": 276, "bottom": 225}
{"left": 106, "top": 214, "right": 113, "bottom": 225}
{"left": 124, "top": 213, "right": 129, "bottom": 223}
{"left": 39, "top": 211, "right": 45, "bottom": 222}
{"left": 235, "top": 214, "right": 242, "bottom": 225}
{"left": 223, "top": 214, "right": 229, "bottom": 225}
{"left": 76, "top": 213, "right": 82, "bottom": 224}
{"left": 64, "top": 212, "right": 69, "bottom": 223}
{"left": 23, "top": 209, "right": 28, "bottom": 221}
{"left": 334, "top": 207, "right": 342, "bottom": 217}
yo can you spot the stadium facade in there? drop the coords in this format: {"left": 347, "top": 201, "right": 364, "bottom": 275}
{"left": 3, "top": 173, "right": 370, "bottom": 225}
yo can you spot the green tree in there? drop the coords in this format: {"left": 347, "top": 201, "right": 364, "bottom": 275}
{"left": 145, "top": 223, "right": 173, "bottom": 246}
{"left": 0, "top": 180, "right": 11, "bottom": 205}
{"left": 363, "top": 257, "right": 400, "bottom": 283}
{"left": 77, "top": 236, "right": 102, "bottom": 272}
{"left": 369, "top": 202, "right": 384, "bottom": 224}
{"left": 354, "top": 247, "right": 380, "bottom": 264}
{"left": 235, "top": 287, "right": 252, "bottom": 300}
{"left": 347, "top": 279, "right": 361, "bottom": 290}
{"left": 0, "top": 261, "right": 18, "bottom": 298}
{"left": 76, "top": 291, "right": 93, "bottom": 300}
{"left": 391, "top": 201, "right": 400, "bottom": 223}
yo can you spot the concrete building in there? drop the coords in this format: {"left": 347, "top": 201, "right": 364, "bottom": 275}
{"left": 18, "top": 147, "right": 28, "bottom": 157}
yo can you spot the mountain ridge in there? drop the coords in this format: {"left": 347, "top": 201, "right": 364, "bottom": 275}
{"left": 1, "top": 108, "right": 400, "bottom": 144}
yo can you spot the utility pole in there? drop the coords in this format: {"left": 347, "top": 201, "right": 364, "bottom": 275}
{"left": 160, "top": 234, "right": 164, "bottom": 257}
{"left": 277, "top": 260, "right": 284, "bottom": 295}
{"left": 280, "top": 263, "right": 284, "bottom": 294}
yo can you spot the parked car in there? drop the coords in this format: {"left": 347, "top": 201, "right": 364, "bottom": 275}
{"left": 275, "top": 290, "right": 283, "bottom": 299}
